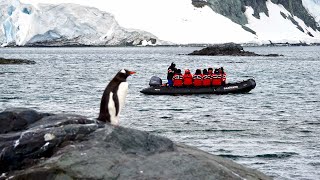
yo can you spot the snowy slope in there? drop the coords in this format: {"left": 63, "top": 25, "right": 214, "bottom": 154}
{"left": 302, "top": 0, "right": 320, "bottom": 27}
{"left": 18, "top": 0, "right": 257, "bottom": 44}
{"left": 244, "top": 0, "right": 320, "bottom": 44}
{"left": 2, "top": 0, "right": 320, "bottom": 46}
{"left": 0, "top": 0, "right": 162, "bottom": 46}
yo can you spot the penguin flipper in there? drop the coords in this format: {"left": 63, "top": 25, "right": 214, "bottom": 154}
{"left": 113, "top": 90, "right": 120, "bottom": 116}
{"left": 98, "top": 91, "right": 111, "bottom": 123}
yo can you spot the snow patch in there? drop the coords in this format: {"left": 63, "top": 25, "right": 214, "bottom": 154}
{"left": 40, "top": 142, "right": 50, "bottom": 150}
{"left": 244, "top": 0, "right": 320, "bottom": 43}
{"left": 13, "top": 139, "right": 19, "bottom": 148}
{"left": 0, "top": 173, "right": 6, "bottom": 178}
{"left": 44, "top": 133, "right": 55, "bottom": 141}
{"left": 293, "top": 16, "right": 320, "bottom": 38}
{"left": 302, "top": 0, "right": 320, "bottom": 26}
{"left": 97, "top": 0, "right": 257, "bottom": 44}
{"left": 139, "top": 40, "right": 156, "bottom": 46}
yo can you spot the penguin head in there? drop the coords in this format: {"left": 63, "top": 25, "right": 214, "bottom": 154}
{"left": 118, "top": 69, "right": 136, "bottom": 79}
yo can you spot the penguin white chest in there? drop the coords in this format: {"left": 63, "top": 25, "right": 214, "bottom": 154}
{"left": 108, "top": 82, "right": 128, "bottom": 125}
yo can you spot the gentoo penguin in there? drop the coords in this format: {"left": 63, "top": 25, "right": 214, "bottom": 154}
{"left": 98, "top": 69, "right": 135, "bottom": 125}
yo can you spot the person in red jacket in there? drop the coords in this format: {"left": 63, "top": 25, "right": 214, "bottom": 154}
{"left": 220, "top": 67, "right": 227, "bottom": 85}
{"left": 202, "top": 69, "right": 211, "bottom": 87}
{"left": 193, "top": 69, "right": 203, "bottom": 87}
{"left": 183, "top": 69, "right": 193, "bottom": 86}
{"left": 173, "top": 69, "right": 183, "bottom": 87}
{"left": 212, "top": 68, "right": 222, "bottom": 86}
{"left": 208, "top": 67, "right": 213, "bottom": 76}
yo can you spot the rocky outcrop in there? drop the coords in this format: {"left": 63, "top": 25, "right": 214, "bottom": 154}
{"left": 0, "top": 108, "right": 271, "bottom": 180}
{"left": 271, "top": 0, "right": 320, "bottom": 32}
{"left": 204, "top": 0, "right": 248, "bottom": 25}
{"left": 198, "top": 0, "right": 320, "bottom": 34}
{"left": 0, "top": 57, "right": 36, "bottom": 64}
{"left": 188, "top": 43, "right": 281, "bottom": 56}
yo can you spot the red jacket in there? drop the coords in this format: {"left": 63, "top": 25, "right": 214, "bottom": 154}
{"left": 183, "top": 73, "right": 193, "bottom": 86}
{"left": 193, "top": 74, "right": 203, "bottom": 87}
{"left": 202, "top": 74, "right": 211, "bottom": 86}
{"left": 173, "top": 74, "right": 183, "bottom": 87}
{"left": 212, "top": 73, "right": 222, "bottom": 86}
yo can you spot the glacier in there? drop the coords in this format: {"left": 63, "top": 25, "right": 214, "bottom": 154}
{"left": 2, "top": 0, "right": 320, "bottom": 46}
{"left": 0, "top": 0, "right": 163, "bottom": 46}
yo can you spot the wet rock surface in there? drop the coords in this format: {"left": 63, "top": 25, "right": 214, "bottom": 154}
{"left": 0, "top": 108, "right": 271, "bottom": 180}
{"left": 188, "top": 43, "right": 282, "bottom": 56}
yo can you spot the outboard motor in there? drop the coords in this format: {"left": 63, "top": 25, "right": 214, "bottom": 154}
{"left": 149, "top": 76, "right": 162, "bottom": 87}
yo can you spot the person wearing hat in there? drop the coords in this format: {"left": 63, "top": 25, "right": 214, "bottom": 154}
{"left": 193, "top": 69, "right": 203, "bottom": 87}
{"left": 173, "top": 69, "right": 183, "bottom": 87}
{"left": 212, "top": 68, "right": 222, "bottom": 86}
{"left": 202, "top": 69, "right": 211, "bottom": 87}
{"left": 167, "top": 62, "right": 177, "bottom": 86}
{"left": 183, "top": 69, "right": 193, "bottom": 86}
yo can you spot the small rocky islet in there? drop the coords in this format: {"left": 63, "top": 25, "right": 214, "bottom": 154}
{"left": 188, "top": 43, "right": 282, "bottom": 56}
{"left": 0, "top": 108, "right": 271, "bottom": 179}
{"left": 0, "top": 57, "right": 36, "bottom": 65}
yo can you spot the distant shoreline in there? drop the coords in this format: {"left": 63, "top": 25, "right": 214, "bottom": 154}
{"left": 1, "top": 43, "right": 320, "bottom": 48}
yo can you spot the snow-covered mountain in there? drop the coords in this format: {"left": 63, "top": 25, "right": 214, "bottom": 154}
{"left": 1, "top": 0, "right": 320, "bottom": 46}
{"left": 0, "top": 0, "right": 162, "bottom": 46}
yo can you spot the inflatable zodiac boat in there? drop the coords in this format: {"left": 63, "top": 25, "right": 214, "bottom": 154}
{"left": 140, "top": 76, "right": 256, "bottom": 95}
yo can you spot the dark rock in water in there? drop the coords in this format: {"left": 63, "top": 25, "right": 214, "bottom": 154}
{"left": 188, "top": 43, "right": 282, "bottom": 56}
{"left": 0, "top": 57, "right": 36, "bottom": 64}
{"left": 0, "top": 108, "right": 271, "bottom": 180}
{"left": 261, "top": 53, "right": 283, "bottom": 57}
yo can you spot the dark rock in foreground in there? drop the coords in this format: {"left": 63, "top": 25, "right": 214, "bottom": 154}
{"left": 188, "top": 43, "right": 282, "bottom": 56}
{"left": 0, "top": 108, "right": 271, "bottom": 180}
{"left": 0, "top": 57, "right": 36, "bottom": 65}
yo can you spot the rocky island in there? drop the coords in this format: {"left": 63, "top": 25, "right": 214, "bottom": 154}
{"left": 0, "top": 108, "right": 271, "bottom": 179}
{"left": 0, "top": 57, "right": 36, "bottom": 65}
{"left": 188, "top": 43, "right": 282, "bottom": 56}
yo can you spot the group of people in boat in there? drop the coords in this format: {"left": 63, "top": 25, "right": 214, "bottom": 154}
{"left": 167, "top": 62, "right": 226, "bottom": 87}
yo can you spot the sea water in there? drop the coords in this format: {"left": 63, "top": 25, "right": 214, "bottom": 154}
{"left": 1, "top": 46, "right": 320, "bottom": 179}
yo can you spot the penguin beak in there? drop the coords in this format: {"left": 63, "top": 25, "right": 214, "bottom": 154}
{"left": 129, "top": 71, "right": 136, "bottom": 75}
